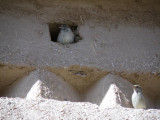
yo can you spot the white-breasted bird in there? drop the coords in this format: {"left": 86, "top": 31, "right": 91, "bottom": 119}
{"left": 132, "top": 85, "right": 147, "bottom": 109}
{"left": 57, "top": 24, "right": 75, "bottom": 44}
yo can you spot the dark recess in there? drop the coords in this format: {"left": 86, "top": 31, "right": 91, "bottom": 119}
{"left": 48, "top": 23, "right": 82, "bottom": 43}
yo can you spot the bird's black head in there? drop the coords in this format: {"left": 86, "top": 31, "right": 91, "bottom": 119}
{"left": 133, "top": 85, "right": 142, "bottom": 93}
{"left": 59, "top": 24, "right": 72, "bottom": 33}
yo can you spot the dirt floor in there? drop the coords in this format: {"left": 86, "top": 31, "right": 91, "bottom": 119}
{"left": 0, "top": 97, "right": 160, "bottom": 120}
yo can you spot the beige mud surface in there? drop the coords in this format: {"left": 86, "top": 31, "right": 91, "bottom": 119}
{"left": 0, "top": 0, "right": 160, "bottom": 27}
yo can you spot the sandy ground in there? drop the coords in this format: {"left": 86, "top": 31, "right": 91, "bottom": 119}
{"left": 0, "top": 97, "right": 160, "bottom": 120}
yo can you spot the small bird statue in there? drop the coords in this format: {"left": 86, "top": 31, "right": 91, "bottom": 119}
{"left": 132, "top": 85, "right": 147, "bottom": 109}
{"left": 57, "top": 24, "right": 75, "bottom": 44}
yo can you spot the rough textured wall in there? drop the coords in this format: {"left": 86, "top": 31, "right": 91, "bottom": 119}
{"left": 0, "top": 64, "right": 35, "bottom": 94}
{"left": 0, "top": 14, "right": 160, "bottom": 72}
{"left": 0, "top": 0, "right": 160, "bottom": 26}
{"left": 2, "top": 69, "right": 81, "bottom": 102}
{"left": 0, "top": 0, "right": 160, "bottom": 72}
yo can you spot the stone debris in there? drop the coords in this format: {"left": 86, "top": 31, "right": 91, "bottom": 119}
{"left": 0, "top": 98, "right": 160, "bottom": 120}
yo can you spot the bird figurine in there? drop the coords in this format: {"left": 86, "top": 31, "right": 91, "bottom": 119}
{"left": 132, "top": 85, "right": 147, "bottom": 109}
{"left": 57, "top": 24, "right": 75, "bottom": 44}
